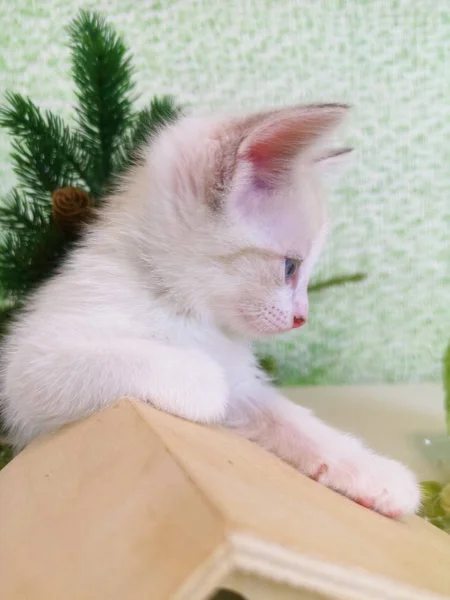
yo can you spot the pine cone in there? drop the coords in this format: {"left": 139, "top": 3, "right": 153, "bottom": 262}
{"left": 52, "top": 187, "right": 94, "bottom": 234}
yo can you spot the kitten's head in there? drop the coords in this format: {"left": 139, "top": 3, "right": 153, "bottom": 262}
{"left": 138, "top": 104, "right": 351, "bottom": 338}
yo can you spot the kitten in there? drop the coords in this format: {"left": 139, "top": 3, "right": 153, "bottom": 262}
{"left": 0, "top": 104, "right": 420, "bottom": 517}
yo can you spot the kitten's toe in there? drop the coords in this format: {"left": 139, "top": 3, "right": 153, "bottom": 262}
{"left": 366, "top": 456, "right": 421, "bottom": 517}
{"left": 318, "top": 452, "right": 421, "bottom": 518}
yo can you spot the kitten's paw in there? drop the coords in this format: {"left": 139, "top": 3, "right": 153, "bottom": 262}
{"left": 149, "top": 348, "right": 229, "bottom": 424}
{"left": 312, "top": 444, "right": 421, "bottom": 518}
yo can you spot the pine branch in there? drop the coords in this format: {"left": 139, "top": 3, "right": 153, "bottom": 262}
{"left": 0, "top": 189, "right": 49, "bottom": 233}
{"left": 131, "top": 96, "right": 181, "bottom": 151}
{"left": 68, "top": 10, "right": 136, "bottom": 195}
{"left": 114, "top": 96, "right": 182, "bottom": 177}
{"left": 309, "top": 272, "right": 366, "bottom": 293}
{"left": 0, "top": 300, "right": 22, "bottom": 337}
{"left": 0, "top": 224, "right": 70, "bottom": 299}
{"left": 0, "top": 93, "right": 90, "bottom": 202}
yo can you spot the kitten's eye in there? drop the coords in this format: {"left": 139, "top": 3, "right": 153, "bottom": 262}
{"left": 285, "top": 258, "right": 299, "bottom": 280}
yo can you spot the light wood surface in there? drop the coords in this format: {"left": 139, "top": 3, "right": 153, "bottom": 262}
{"left": 1, "top": 392, "right": 450, "bottom": 600}
{"left": 0, "top": 402, "right": 227, "bottom": 600}
{"left": 135, "top": 401, "right": 450, "bottom": 599}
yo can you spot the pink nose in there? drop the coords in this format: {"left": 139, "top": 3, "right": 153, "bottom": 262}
{"left": 292, "top": 316, "right": 306, "bottom": 329}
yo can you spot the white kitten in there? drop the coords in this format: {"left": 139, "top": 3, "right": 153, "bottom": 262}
{"left": 0, "top": 105, "right": 420, "bottom": 517}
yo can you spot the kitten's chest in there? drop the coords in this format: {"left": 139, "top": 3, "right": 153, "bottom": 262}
{"left": 136, "top": 302, "right": 259, "bottom": 388}
{"left": 203, "top": 335, "right": 257, "bottom": 387}
{"left": 164, "top": 321, "right": 257, "bottom": 389}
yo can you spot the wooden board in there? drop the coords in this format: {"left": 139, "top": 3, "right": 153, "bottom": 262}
{"left": 134, "top": 401, "right": 450, "bottom": 599}
{"left": 0, "top": 402, "right": 228, "bottom": 600}
{"left": 1, "top": 396, "right": 450, "bottom": 600}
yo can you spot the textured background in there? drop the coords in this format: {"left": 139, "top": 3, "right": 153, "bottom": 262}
{"left": 0, "top": 0, "right": 449, "bottom": 384}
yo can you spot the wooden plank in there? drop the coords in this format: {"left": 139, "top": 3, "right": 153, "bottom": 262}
{"left": 135, "top": 401, "right": 450, "bottom": 598}
{"left": 0, "top": 402, "right": 228, "bottom": 600}
{"left": 1, "top": 391, "right": 449, "bottom": 600}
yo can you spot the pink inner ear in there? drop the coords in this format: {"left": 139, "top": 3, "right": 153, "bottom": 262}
{"left": 238, "top": 105, "right": 348, "bottom": 185}
{"left": 244, "top": 122, "right": 305, "bottom": 183}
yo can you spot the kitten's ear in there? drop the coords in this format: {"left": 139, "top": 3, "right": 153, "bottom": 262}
{"left": 237, "top": 104, "right": 349, "bottom": 186}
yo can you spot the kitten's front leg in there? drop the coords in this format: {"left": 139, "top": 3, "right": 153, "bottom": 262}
{"left": 225, "top": 383, "right": 420, "bottom": 517}
{"left": 3, "top": 338, "right": 229, "bottom": 449}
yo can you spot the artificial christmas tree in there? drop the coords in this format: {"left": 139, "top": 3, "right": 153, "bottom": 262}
{"left": 0, "top": 10, "right": 180, "bottom": 330}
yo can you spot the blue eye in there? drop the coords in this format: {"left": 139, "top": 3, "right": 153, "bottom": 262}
{"left": 285, "top": 258, "right": 299, "bottom": 280}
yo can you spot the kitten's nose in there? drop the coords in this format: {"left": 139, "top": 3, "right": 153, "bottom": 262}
{"left": 292, "top": 301, "right": 308, "bottom": 329}
{"left": 292, "top": 316, "right": 306, "bottom": 329}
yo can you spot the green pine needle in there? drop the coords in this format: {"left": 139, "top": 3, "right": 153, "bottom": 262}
{"left": 0, "top": 225, "right": 70, "bottom": 299}
{"left": 0, "top": 93, "right": 89, "bottom": 202}
{"left": 0, "top": 93, "right": 89, "bottom": 205}
{"left": 309, "top": 272, "right": 366, "bottom": 293}
{"left": 0, "top": 300, "right": 22, "bottom": 337}
{"left": 0, "top": 189, "right": 56, "bottom": 300}
{"left": 131, "top": 96, "right": 181, "bottom": 151}
{"left": 68, "top": 10, "right": 136, "bottom": 195}
{"left": 114, "top": 96, "right": 182, "bottom": 176}
{"left": 0, "top": 189, "right": 49, "bottom": 233}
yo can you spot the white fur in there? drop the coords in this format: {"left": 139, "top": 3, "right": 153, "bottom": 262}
{"left": 0, "top": 107, "right": 420, "bottom": 517}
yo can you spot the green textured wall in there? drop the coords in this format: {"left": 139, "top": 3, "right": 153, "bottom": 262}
{"left": 0, "top": 1, "right": 449, "bottom": 384}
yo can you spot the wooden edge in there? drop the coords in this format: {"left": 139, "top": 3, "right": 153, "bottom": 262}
{"left": 228, "top": 533, "right": 448, "bottom": 600}
{"left": 173, "top": 541, "right": 234, "bottom": 600}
